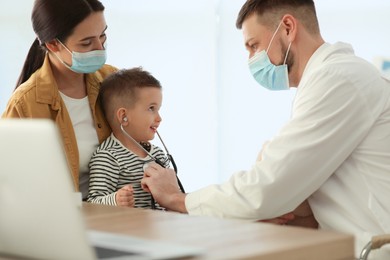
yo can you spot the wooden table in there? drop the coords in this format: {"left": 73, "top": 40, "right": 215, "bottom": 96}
{"left": 82, "top": 203, "right": 354, "bottom": 260}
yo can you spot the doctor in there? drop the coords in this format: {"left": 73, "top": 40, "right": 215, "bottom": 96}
{"left": 142, "top": 0, "right": 390, "bottom": 257}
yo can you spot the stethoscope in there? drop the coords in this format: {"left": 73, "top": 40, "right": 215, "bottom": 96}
{"left": 120, "top": 124, "right": 185, "bottom": 209}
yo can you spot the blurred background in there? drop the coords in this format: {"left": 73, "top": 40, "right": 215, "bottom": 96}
{"left": 1, "top": 0, "right": 390, "bottom": 192}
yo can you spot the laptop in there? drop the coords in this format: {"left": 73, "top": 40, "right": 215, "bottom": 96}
{"left": 0, "top": 119, "right": 202, "bottom": 260}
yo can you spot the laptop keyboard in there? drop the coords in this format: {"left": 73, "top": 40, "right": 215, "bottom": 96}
{"left": 94, "top": 246, "right": 140, "bottom": 259}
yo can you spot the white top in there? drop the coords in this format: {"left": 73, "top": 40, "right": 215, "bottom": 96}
{"left": 185, "top": 42, "right": 390, "bottom": 257}
{"left": 60, "top": 92, "right": 99, "bottom": 200}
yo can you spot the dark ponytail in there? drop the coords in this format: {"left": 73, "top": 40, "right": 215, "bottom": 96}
{"left": 14, "top": 0, "right": 105, "bottom": 90}
{"left": 15, "top": 38, "right": 46, "bottom": 90}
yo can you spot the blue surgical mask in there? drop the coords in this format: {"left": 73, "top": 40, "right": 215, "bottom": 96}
{"left": 55, "top": 39, "right": 107, "bottom": 74}
{"left": 248, "top": 21, "right": 291, "bottom": 91}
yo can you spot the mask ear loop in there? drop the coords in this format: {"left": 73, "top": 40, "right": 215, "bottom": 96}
{"left": 266, "top": 20, "right": 284, "bottom": 53}
{"left": 283, "top": 42, "right": 292, "bottom": 65}
{"left": 51, "top": 38, "right": 73, "bottom": 69}
{"left": 56, "top": 38, "right": 72, "bottom": 54}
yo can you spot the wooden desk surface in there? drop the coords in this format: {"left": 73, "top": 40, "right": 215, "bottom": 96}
{"left": 82, "top": 203, "right": 354, "bottom": 260}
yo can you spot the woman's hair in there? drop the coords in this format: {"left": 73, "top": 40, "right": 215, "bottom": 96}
{"left": 236, "top": 0, "right": 319, "bottom": 34}
{"left": 15, "top": 0, "right": 105, "bottom": 90}
{"left": 99, "top": 67, "right": 162, "bottom": 126}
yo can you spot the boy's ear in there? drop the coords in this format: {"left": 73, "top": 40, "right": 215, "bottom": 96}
{"left": 45, "top": 39, "right": 61, "bottom": 53}
{"left": 116, "top": 108, "right": 129, "bottom": 125}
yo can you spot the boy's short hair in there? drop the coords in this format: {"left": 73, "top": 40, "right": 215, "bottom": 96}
{"left": 99, "top": 67, "right": 162, "bottom": 126}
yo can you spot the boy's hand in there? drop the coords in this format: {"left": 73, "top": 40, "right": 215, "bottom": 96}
{"left": 115, "top": 184, "right": 134, "bottom": 207}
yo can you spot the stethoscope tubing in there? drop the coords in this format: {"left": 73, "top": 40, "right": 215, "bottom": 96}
{"left": 120, "top": 124, "right": 185, "bottom": 209}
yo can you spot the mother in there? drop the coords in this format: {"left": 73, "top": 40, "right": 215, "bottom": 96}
{"left": 2, "top": 0, "right": 117, "bottom": 200}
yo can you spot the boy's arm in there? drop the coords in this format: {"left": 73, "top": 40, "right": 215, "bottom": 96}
{"left": 87, "top": 150, "right": 120, "bottom": 205}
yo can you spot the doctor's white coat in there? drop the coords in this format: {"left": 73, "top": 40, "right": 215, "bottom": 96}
{"left": 186, "top": 42, "right": 390, "bottom": 257}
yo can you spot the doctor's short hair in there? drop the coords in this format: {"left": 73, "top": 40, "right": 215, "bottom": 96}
{"left": 236, "top": 0, "right": 320, "bottom": 35}
{"left": 99, "top": 67, "right": 162, "bottom": 124}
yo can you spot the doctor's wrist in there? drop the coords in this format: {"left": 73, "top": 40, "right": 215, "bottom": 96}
{"left": 167, "top": 192, "right": 188, "bottom": 214}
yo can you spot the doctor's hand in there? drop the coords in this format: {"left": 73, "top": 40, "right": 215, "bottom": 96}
{"left": 115, "top": 184, "right": 134, "bottom": 207}
{"left": 259, "top": 212, "right": 295, "bottom": 225}
{"left": 260, "top": 201, "right": 318, "bottom": 228}
{"left": 141, "top": 162, "right": 187, "bottom": 213}
{"left": 286, "top": 200, "right": 318, "bottom": 229}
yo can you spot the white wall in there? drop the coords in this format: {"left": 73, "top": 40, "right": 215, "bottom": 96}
{"left": 0, "top": 1, "right": 35, "bottom": 110}
{"left": 1, "top": 1, "right": 390, "bottom": 192}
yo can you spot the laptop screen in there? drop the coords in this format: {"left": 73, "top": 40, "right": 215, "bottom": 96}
{"left": 0, "top": 119, "right": 203, "bottom": 260}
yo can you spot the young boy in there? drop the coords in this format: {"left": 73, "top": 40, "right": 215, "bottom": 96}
{"left": 87, "top": 67, "right": 168, "bottom": 209}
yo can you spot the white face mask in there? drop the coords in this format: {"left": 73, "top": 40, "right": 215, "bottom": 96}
{"left": 55, "top": 39, "right": 107, "bottom": 74}
{"left": 248, "top": 21, "right": 291, "bottom": 91}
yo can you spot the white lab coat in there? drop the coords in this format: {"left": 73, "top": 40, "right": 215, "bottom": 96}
{"left": 186, "top": 42, "right": 390, "bottom": 257}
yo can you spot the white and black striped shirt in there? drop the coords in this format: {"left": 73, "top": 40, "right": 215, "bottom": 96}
{"left": 87, "top": 133, "right": 168, "bottom": 209}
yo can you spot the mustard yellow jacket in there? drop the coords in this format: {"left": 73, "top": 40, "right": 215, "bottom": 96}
{"left": 2, "top": 54, "right": 117, "bottom": 190}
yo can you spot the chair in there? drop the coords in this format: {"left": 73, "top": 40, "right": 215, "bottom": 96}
{"left": 358, "top": 234, "right": 390, "bottom": 260}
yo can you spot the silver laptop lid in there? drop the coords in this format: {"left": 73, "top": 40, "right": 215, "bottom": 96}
{"left": 0, "top": 119, "right": 96, "bottom": 260}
